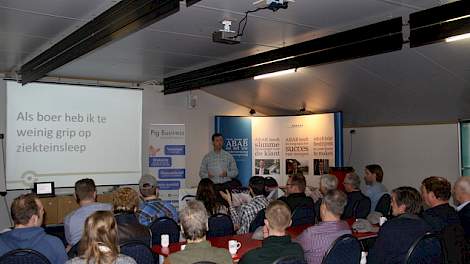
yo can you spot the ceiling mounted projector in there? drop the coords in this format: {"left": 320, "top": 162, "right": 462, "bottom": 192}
{"left": 253, "top": 0, "right": 294, "bottom": 11}
{"left": 212, "top": 20, "right": 241, "bottom": 44}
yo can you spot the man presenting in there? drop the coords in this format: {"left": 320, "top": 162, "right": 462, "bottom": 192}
{"left": 199, "top": 133, "right": 238, "bottom": 184}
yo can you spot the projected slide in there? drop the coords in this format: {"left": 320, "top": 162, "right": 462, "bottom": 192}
{"left": 6, "top": 81, "right": 142, "bottom": 189}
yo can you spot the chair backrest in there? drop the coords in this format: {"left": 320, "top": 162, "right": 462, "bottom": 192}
{"left": 120, "top": 240, "right": 156, "bottom": 264}
{"left": 0, "top": 249, "right": 51, "bottom": 264}
{"left": 375, "top": 193, "right": 391, "bottom": 216}
{"left": 405, "top": 232, "right": 445, "bottom": 264}
{"left": 291, "top": 206, "right": 315, "bottom": 227}
{"left": 67, "top": 242, "right": 80, "bottom": 259}
{"left": 207, "top": 213, "right": 234, "bottom": 238}
{"left": 249, "top": 208, "right": 266, "bottom": 233}
{"left": 150, "top": 216, "right": 180, "bottom": 246}
{"left": 321, "top": 234, "right": 362, "bottom": 264}
{"left": 272, "top": 255, "right": 306, "bottom": 264}
{"left": 440, "top": 224, "right": 465, "bottom": 264}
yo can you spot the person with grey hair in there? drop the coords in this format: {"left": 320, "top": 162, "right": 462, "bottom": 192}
{"left": 368, "top": 187, "right": 431, "bottom": 264}
{"left": 165, "top": 200, "right": 232, "bottom": 264}
{"left": 454, "top": 177, "right": 470, "bottom": 239}
{"left": 320, "top": 174, "right": 338, "bottom": 194}
{"left": 296, "top": 190, "right": 351, "bottom": 264}
{"left": 313, "top": 175, "right": 339, "bottom": 222}
{"left": 341, "top": 172, "right": 371, "bottom": 219}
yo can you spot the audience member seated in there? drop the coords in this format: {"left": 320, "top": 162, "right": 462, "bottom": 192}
{"left": 112, "top": 187, "right": 151, "bottom": 246}
{"left": 363, "top": 164, "right": 388, "bottom": 210}
{"left": 295, "top": 190, "right": 351, "bottom": 264}
{"left": 220, "top": 176, "right": 269, "bottom": 234}
{"left": 278, "top": 174, "right": 314, "bottom": 212}
{"left": 164, "top": 200, "right": 232, "bottom": 264}
{"left": 0, "top": 193, "right": 67, "bottom": 264}
{"left": 313, "top": 174, "right": 338, "bottom": 222}
{"left": 65, "top": 178, "right": 112, "bottom": 247}
{"left": 420, "top": 176, "right": 466, "bottom": 264}
{"left": 137, "top": 174, "right": 178, "bottom": 226}
{"left": 341, "top": 173, "right": 371, "bottom": 219}
{"left": 67, "top": 211, "right": 136, "bottom": 264}
{"left": 420, "top": 176, "right": 462, "bottom": 230}
{"left": 454, "top": 177, "right": 470, "bottom": 239}
{"left": 264, "top": 177, "right": 279, "bottom": 201}
{"left": 368, "top": 187, "right": 431, "bottom": 264}
{"left": 240, "top": 200, "right": 305, "bottom": 264}
{"left": 196, "top": 178, "right": 229, "bottom": 215}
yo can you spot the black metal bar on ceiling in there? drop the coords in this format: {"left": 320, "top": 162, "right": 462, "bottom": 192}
{"left": 163, "top": 17, "right": 403, "bottom": 94}
{"left": 185, "top": 0, "right": 203, "bottom": 7}
{"left": 409, "top": 0, "right": 470, "bottom": 48}
{"left": 20, "top": 0, "right": 180, "bottom": 85}
{"left": 164, "top": 17, "right": 403, "bottom": 87}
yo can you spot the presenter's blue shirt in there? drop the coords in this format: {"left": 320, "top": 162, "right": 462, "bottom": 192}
{"left": 0, "top": 227, "right": 68, "bottom": 264}
{"left": 199, "top": 149, "right": 238, "bottom": 184}
{"left": 64, "top": 202, "right": 112, "bottom": 245}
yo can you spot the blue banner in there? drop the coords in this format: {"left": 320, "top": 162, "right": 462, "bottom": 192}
{"left": 215, "top": 116, "right": 252, "bottom": 187}
{"left": 157, "top": 181, "right": 181, "bottom": 190}
{"left": 149, "top": 157, "right": 172, "bottom": 167}
{"left": 165, "top": 145, "right": 185, "bottom": 155}
{"left": 158, "top": 168, "right": 186, "bottom": 179}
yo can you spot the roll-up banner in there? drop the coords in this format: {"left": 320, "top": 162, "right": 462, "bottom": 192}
{"left": 148, "top": 124, "right": 186, "bottom": 208}
{"left": 215, "top": 113, "right": 343, "bottom": 187}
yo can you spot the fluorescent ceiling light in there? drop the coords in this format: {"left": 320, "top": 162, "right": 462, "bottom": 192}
{"left": 445, "top": 32, "right": 470, "bottom": 42}
{"left": 254, "top": 69, "right": 296, "bottom": 80}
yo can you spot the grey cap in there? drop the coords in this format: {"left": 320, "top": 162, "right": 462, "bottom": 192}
{"left": 139, "top": 174, "right": 158, "bottom": 190}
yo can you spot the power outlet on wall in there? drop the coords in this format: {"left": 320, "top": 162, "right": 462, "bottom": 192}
{"left": 187, "top": 93, "right": 198, "bottom": 109}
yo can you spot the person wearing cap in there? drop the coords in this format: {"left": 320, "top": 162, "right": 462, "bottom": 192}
{"left": 199, "top": 133, "right": 238, "bottom": 184}
{"left": 137, "top": 174, "right": 179, "bottom": 226}
{"left": 64, "top": 178, "right": 112, "bottom": 248}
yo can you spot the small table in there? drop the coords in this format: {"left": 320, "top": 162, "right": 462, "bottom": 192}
{"left": 152, "top": 223, "right": 377, "bottom": 259}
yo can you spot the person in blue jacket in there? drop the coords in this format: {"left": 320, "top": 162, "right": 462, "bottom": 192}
{"left": 0, "top": 193, "right": 67, "bottom": 264}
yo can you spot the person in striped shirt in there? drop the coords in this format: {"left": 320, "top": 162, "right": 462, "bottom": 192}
{"left": 137, "top": 174, "right": 178, "bottom": 226}
{"left": 295, "top": 190, "right": 351, "bottom": 264}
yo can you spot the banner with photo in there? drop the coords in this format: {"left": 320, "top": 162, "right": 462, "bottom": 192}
{"left": 215, "top": 113, "right": 343, "bottom": 187}
{"left": 148, "top": 124, "right": 186, "bottom": 208}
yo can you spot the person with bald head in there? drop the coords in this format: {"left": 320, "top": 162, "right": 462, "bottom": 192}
{"left": 454, "top": 177, "right": 470, "bottom": 239}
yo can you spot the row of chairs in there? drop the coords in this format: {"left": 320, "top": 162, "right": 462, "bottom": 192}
{"left": 321, "top": 232, "right": 445, "bottom": 264}
{"left": 0, "top": 240, "right": 156, "bottom": 264}
{"left": 0, "top": 231, "right": 445, "bottom": 264}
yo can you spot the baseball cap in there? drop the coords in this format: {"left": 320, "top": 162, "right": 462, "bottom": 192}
{"left": 139, "top": 174, "right": 158, "bottom": 190}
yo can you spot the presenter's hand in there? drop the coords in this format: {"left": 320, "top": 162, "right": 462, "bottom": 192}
{"left": 220, "top": 170, "right": 227, "bottom": 177}
{"left": 208, "top": 171, "right": 214, "bottom": 178}
{"left": 219, "top": 190, "right": 232, "bottom": 206}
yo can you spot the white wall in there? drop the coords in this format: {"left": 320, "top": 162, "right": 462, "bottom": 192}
{"left": 0, "top": 81, "right": 251, "bottom": 230}
{"left": 141, "top": 85, "right": 251, "bottom": 187}
{"left": 343, "top": 124, "right": 460, "bottom": 191}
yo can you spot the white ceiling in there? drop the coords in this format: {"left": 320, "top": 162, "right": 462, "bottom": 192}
{"left": 0, "top": 0, "right": 469, "bottom": 126}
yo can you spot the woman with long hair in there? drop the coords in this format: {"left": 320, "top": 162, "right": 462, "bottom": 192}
{"left": 196, "top": 178, "right": 228, "bottom": 216}
{"left": 66, "top": 211, "right": 136, "bottom": 264}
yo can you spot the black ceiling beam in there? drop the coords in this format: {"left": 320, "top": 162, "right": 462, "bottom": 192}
{"left": 164, "top": 31, "right": 402, "bottom": 93}
{"left": 20, "top": 0, "right": 180, "bottom": 85}
{"left": 185, "top": 0, "right": 203, "bottom": 7}
{"left": 164, "top": 17, "right": 402, "bottom": 87}
{"left": 409, "top": 0, "right": 470, "bottom": 48}
{"left": 164, "top": 17, "right": 402, "bottom": 94}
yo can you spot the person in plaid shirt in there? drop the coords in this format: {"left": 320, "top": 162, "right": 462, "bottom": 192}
{"left": 220, "top": 176, "right": 269, "bottom": 234}
{"left": 137, "top": 174, "right": 178, "bottom": 226}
